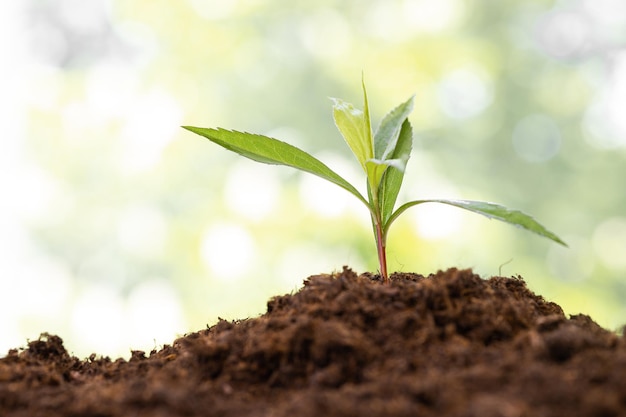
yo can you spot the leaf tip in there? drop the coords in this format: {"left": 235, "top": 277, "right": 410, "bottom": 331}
{"left": 182, "top": 125, "right": 200, "bottom": 133}
{"left": 554, "top": 236, "right": 568, "bottom": 247}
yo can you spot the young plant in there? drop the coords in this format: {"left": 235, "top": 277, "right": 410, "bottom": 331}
{"left": 183, "top": 79, "right": 566, "bottom": 283}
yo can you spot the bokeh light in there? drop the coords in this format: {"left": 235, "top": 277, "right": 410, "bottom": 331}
{"left": 512, "top": 114, "right": 562, "bottom": 163}
{"left": 200, "top": 222, "right": 258, "bottom": 281}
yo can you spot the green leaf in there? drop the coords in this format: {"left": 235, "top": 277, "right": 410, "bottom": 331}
{"left": 361, "top": 76, "right": 373, "bottom": 160}
{"left": 331, "top": 97, "right": 373, "bottom": 172}
{"left": 374, "top": 95, "right": 415, "bottom": 160}
{"left": 182, "top": 126, "right": 369, "bottom": 207}
{"left": 365, "top": 157, "right": 405, "bottom": 198}
{"left": 379, "top": 119, "right": 413, "bottom": 225}
{"left": 385, "top": 198, "right": 567, "bottom": 246}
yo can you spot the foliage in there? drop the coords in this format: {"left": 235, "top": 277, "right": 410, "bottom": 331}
{"left": 184, "top": 79, "right": 566, "bottom": 282}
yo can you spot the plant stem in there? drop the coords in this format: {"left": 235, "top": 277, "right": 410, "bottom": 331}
{"left": 369, "top": 181, "right": 389, "bottom": 283}
{"left": 374, "top": 218, "right": 389, "bottom": 283}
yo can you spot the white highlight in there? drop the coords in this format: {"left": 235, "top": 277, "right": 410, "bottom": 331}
{"left": 411, "top": 202, "right": 463, "bottom": 240}
{"left": 69, "top": 280, "right": 185, "bottom": 357}
{"left": 437, "top": 67, "right": 493, "bottom": 120}
{"left": 200, "top": 223, "right": 257, "bottom": 281}
{"left": 592, "top": 217, "right": 626, "bottom": 270}
{"left": 71, "top": 284, "right": 125, "bottom": 354}
{"left": 403, "top": 0, "right": 464, "bottom": 34}
{"left": 116, "top": 204, "right": 168, "bottom": 258}
{"left": 120, "top": 90, "right": 183, "bottom": 173}
{"left": 224, "top": 163, "right": 280, "bottom": 221}
{"left": 126, "top": 280, "right": 185, "bottom": 349}
{"left": 367, "top": 0, "right": 464, "bottom": 40}
{"left": 188, "top": 0, "right": 238, "bottom": 20}
{"left": 535, "top": 11, "right": 591, "bottom": 59}
{"left": 299, "top": 153, "right": 363, "bottom": 218}
{"left": 582, "top": 0, "right": 626, "bottom": 28}
{"left": 584, "top": 52, "right": 626, "bottom": 148}
{"left": 300, "top": 9, "right": 352, "bottom": 59}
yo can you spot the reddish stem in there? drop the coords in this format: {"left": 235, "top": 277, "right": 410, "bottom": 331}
{"left": 374, "top": 221, "right": 389, "bottom": 283}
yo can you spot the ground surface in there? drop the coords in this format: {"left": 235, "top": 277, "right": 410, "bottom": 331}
{"left": 1, "top": 268, "right": 625, "bottom": 417}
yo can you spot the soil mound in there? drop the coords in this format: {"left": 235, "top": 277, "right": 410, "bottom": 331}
{"left": 1, "top": 268, "right": 625, "bottom": 416}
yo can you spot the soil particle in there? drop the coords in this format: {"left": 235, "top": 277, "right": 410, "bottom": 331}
{"left": 1, "top": 267, "right": 625, "bottom": 417}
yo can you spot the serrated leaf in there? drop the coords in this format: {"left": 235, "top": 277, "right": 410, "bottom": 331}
{"left": 380, "top": 119, "right": 413, "bottom": 225}
{"left": 386, "top": 198, "right": 567, "bottom": 246}
{"left": 183, "top": 126, "right": 368, "bottom": 206}
{"left": 331, "top": 97, "right": 373, "bottom": 172}
{"left": 374, "top": 95, "right": 415, "bottom": 160}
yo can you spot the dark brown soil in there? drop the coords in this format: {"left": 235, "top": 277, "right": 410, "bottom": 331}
{"left": 2, "top": 268, "right": 625, "bottom": 417}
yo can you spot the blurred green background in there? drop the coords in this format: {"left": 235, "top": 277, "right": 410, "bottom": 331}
{"left": 1, "top": 0, "right": 625, "bottom": 358}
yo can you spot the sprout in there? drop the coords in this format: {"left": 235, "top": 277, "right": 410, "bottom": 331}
{"left": 184, "top": 78, "right": 566, "bottom": 282}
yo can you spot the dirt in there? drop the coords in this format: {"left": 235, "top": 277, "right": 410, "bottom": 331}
{"left": 1, "top": 267, "right": 625, "bottom": 417}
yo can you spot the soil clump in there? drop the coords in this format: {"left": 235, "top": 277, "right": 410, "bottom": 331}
{"left": 1, "top": 267, "right": 625, "bottom": 416}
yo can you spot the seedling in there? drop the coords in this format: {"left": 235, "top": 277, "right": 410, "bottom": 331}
{"left": 183, "top": 79, "right": 566, "bottom": 283}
